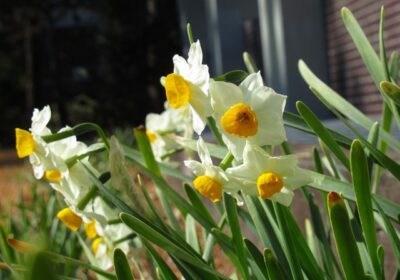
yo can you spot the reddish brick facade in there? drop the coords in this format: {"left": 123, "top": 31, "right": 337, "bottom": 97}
{"left": 325, "top": 0, "right": 400, "bottom": 114}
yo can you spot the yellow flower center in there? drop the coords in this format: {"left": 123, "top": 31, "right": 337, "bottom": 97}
{"left": 44, "top": 169, "right": 62, "bottom": 183}
{"left": 257, "top": 172, "right": 284, "bottom": 199}
{"left": 92, "top": 237, "right": 104, "bottom": 255}
{"left": 193, "top": 175, "right": 222, "bottom": 202}
{"left": 165, "top": 73, "right": 192, "bottom": 109}
{"left": 57, "top": 208, "right": 83, "bottom": 231}
{"left": 85, "top": 219, "right": 97, "bottom": 240}
{"left": 15, "top": 128, "right": 35, "bottom": 158}
{"left": 221, "top": 103, "right": 258, "bottom": 137}
{"left": 146, "top": 130, "right": 157, "bottom": 143}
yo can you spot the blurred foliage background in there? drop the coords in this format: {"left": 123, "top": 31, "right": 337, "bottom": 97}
{"left": 0, "top": 0, "right": 181, "bottom": 146}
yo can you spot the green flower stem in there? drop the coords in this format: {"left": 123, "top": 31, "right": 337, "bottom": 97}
{"left": 42, "top": 122, "right": 110, "bottom": 151}
{"left": 107, "top": 219, "right": 122, "bottom": 225}
{"left": 219, "top": 152, "right": 234, "bottom": 171}
{"left": 76, "top": 172, "right": 110, "bottom": 211}
{"left": 112, "top": 233, "right": 137, "bottom": 246}
{"left": 66, "top": 145, "right": 106, "bottom": 168}
{"left": 207, "top": 116, "right": 225, "bottom": 146}
{"left": 280, "top": 141, "right": 292, "bottom": 155}
{"left": 160, "top": 148, "right": 184, "bottom": 161}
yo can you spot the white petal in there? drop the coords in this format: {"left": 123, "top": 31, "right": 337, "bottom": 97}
{"left": 189, "top": 84, "right": 212, "bottom": 134}
{"left": 184, "top": 160, "right": 206, "bottom": 176}
{"left": 264, "top": 154, "right": 298, "bottom": 176}
{"left": 283, "top": 168, "right": 311, "bottom": 190}
{"left": 188, "top": 40, "right": 203, "bottom": 66}
{"left": 240, "top": 72, "right": 264, "bottom": 93}
{"left": 173, "top": 55, "right": 190, "bottom": 75}
{"left": 31, "top": 106, "right": 51, "bottom": 135}
{"left": 221, "top": 133, "right": 246, "bottom": 160}
{"left": 196, "top": 137, "right": 212, "bottom": 165}
{"left": 209, "top": 81, "right": 243, "bottom": 112}
{"left": 271, "top": 187, "right": 294, "bottom": 206}
{"left": 242, "top": 142, "right": 270, "bottom": 172}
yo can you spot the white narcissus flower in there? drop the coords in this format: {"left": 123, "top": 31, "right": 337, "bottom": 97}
{"left": 87, "top": 198, "right": 131, "bottom": 269}
{"left": 58, "top": 198, "right": 132, "bottom": 269}
{"left": 210, "top": 72, "right": 287, "bottom": 159}
{"left": 184, "top": 137, "right": 241, "bottom": 202}
{"left": 15, "top": 105, "right": 53, "bottom": 179}
{"left": 165, "top": 40, "right": 212, "bottom": 135}
{"left": 145, "top": 102, "right": 186, "bottom": 161}
{"left": 227, "top": 142, "right": 310, "bottom": 206}
{"left": 45, "top": 128, "right": 102, "bottom": 208}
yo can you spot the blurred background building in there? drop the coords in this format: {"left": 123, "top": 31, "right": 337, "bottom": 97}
{"left": 0, "top": 0, "right": 399, "bottom": 146}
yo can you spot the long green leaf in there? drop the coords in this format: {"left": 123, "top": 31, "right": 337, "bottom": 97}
{"left": 142, "top": 240, "right": 177, "bottom": 280}
{"left": 243, "top": 196, "right": 290, "bottom": 273}
{"left": 306, "top": 170, "right": 400, "bottom": 222}
{"left": 184, "top": 184, "right": 216, "bottom": 228}
{"left": 224, "top": 193, "right": 249, "bottom": 279}
{"left": 244, "top": 239, "right": 269, "bottom": 279}
{"left": 328, "top": 193, "right": 365, "bottom": 280}
{"left": 350, "top": 140, "right": 380, "bottom": 278}
{"left": 297, "top": 101, "right": 349, "bottom": 169}
{"left": 134, "top": 127, "right": 181, "bottom": 233}
{"left": 185, "top": 215, "right": 201, "bottom": 254}
{"left": 120, "top": 213, "right": 229, "bottom": 280}
{"left": 298, "top": 60, "right": 400, "bottom": 152}
{"left": 263, "top": 249, "right": 285, "bottom": 280}
{"left": 283, "top": 112, "right": 352, "bottom": 149}
{"left": 372, "top": 197, "right": 400, "bottom": 268}
{"left": 273, "top": 204, "right": 304, "bottom": 280}
{"left": 113, "top": 248, "right": 134, "bottom": 280}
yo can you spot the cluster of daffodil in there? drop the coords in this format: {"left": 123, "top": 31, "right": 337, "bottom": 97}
{"left": 146, "top": 40, "right": 310, "bottom": 206}
{"left": 15, "top": 106, "right": 130, "bottom": 269}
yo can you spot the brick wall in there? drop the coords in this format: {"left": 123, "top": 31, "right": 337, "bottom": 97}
{"left": 325, "top": 0, "right": 400, "bottom": 114}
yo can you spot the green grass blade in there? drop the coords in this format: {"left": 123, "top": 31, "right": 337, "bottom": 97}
{"left": 142, "top": 240, "right": 178, "bottom": 280}
{"left": 273, "top": 204, "right": 304, "bottom": 280}
{"left": 328, "top": 193, "right": 365, "bottom": 280}
{"left": 134, "top": 127, "right": 181, "bottom": 233}
{"left": 350, "top": 140, "right": 380, "bottom": 278}
{"left": 373, "top": 197, "right": 400, "bottom": 268}
{"left": 366, "top": 122, "right": 380, "bottom": 175}
{"left": 298, "top": 60, "right": 400, "bottom": 153}
{"left": 263, "top": 249, "right": 285, "bottom": 280}
{"left": 185, "top": 215, "right": 201, "bottom": 254}
{"left": 279, "top": 205, "right": 326, "bottom": 280}
{"left": 297, "top": 101, "right": 349, "bottom": 169}
{"left": 184, "top": 184, "right": 216, "bottom": 228}
{"left": 123, "top": 145, "right": 191, "bottom": 181}
{"left": 379, "top": 7, "right": 391, "bottom": 81}
{"left": 244, "top": 238, "right": 269, "bottom": 279}
{"left": 224, "top": 193, "right": 249, "bottom": 279}
{"left": 243, "top": 196, "right": 290, "bottom": 273}
{"left": 213, "top": 70, "right": 249, "bottom": 84}
{"left": 306, "top": 169, "right": 400, "bottom": 222}
{"left": 341, "top": 7, "right": 385, "bottom": 86}
{"left": 120, "top": 213, "right": 229, "bottom": 280}
{"left": 302, "top": 188, "right": 342, "bottom": 279}
{"left": 113, "top": 248, "right": 134, "bottom": 280}
{"left": 283, "top": 111, "right": 352, "bottom": 149}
